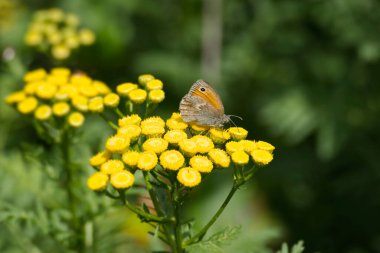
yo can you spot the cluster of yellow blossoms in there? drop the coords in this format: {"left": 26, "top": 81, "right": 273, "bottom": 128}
{"left": 24, "top": 8, "right": 96, "bottom": 60}
{"left": 87, "top": 112, "right": 274, "bottom": 191}
{"left": 5, "top": 68, "right": 112, "bottom": 128}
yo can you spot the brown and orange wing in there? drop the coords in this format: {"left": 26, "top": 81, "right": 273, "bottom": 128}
{"left": 188, "top": 80, "right": 225, "bottom": 114}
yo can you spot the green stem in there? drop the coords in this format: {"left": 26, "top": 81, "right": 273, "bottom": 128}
{"left": 114, "top": 108, "right": 125, "bottom": 118}
{"left": 173, "top": 181, "right": 184, "bottom": 253}
{"left": 99, "top": 113, "right": 118, "bottom": 130}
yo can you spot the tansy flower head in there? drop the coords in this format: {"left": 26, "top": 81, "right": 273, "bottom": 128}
{"left": 143, "top": 138, "right": 168, "bottom": 154}
{"left": 51, "top": 67, "right": 71, "bottom": 77}
{"left": 228, "top": 127, "right": 248, "bottom": 141}
{"left": 231, "top": 151, "right": 249, "bottom": 165}
{"left": 24, "top": 69, "right": 47, "bottom": 82}
{"left": 192, "top": 135, "right": 214, "bottom": 154}
{"left": 117, "top": 124, "right": 141, "bottom": 142}
{"left": 90, "top": 150, "right": 111, "bottom": 167}
{"left": 146, "top": 79, "right": 163, "bottom": 90}
{"left": 190, "top": 124, "right": 210, "bottom": 134}
{"left": 166, "top": 118, "right": 188, "bottom": 131}
{"left": 34, "top": 105, "right": 52, "bottom": 121}
{"left": 79, "top": 84, "right": 98, "bottom": 98}
{"left": 138, "top": 74, "right": 155, "bottom": 86}
{"left": 118, "top": 114, "right": 142, "bottom": 127}
{"left": 68, "top": 112, "right": 85, "bottom": 127}
{"left": 52, "top": 44, "right": 70, "bottom": 60}
{"left": 5, "top": 91, "right": 26, "bottom": 105}
{"left": 88, "top": 97, "right": 104, "bottom": 113}
{"left": 225, "top": 141, "right": 244, "bottom": 155}
{"left": 189, "top": 155, "right": 213, "bottom": 173}
{"left": 170, "top": 112, "right": 182, "bottom": 120}
{"left": 46, "top": 75, "right": 67, "bottom": 85}
{"left": 122, "top": 151, "right": 141, "bottom": 167}
{"left": 71, "top": 74, "right": 92, "bottom": 86}
{"left": 17, "top": 97, "right": 38, "bottom": 114}
{"left": 52, "top": 102, "right": 70, "bottom": 116}
{"left": 160, "top": 150, "right": 185, "bottom": 171}
{"left": 111, "top": 171, "right": 134, "bottom": 189}
{"left": 93, "top": 81, "right": 111, "bottom": 95}
{"left": 164, "top": 130, "right": 188, "bottom": 145}
{"left": 141, "top": 124, "right": 165, "bottom": 138}
{"left": 87, "top": 172, "right": 108, "bottom": 191}
{"left": 103, "top": 93, "right": 120, "bottom": 107}
{"left": 208, "top": 148, "right": 230, "bottom": 168}
{"left": 137, "top": 151, "right": 158, "bottom": 171}
{"left": 106, "top": 135, "right": 130, "bottom": 153}
{"left": 35, "top": 82, "right": 57, "bottom": 99}
{"left": 251, "top": 150, "right": 273, "bottom": 166}
{"left": 177, "top": 167, "right": 201, "bottom": 188}
{"left": 79, "top": 28, "right": 95, "bottom": 45}
{"left": 71, "top": 95, "right": 89, "bottom": 112}
{"left": 129, "top": 89, "right": 147, "bottom": 104}
{"left": 209, "top": 128, "right": 231, "bottom": 144}
{"left": 178, "top": 138, "right": 198, "bottom": 157}
{"left": 100, "top": 159, "right": 124, "bottom": 175}
{"left": 255, "top": 141, "right": 275, "bottom": 153}
{"left": 116, "top": 82, "right": 138, "bottom": 96}
{"left": 141, "top": 116, "right": 166, "bottom": 128}
{"left": 148, "top": 90, "right": 165, "bottom": 103}
{"left": 239, "top": 140, "right": 256, "bottom": 153}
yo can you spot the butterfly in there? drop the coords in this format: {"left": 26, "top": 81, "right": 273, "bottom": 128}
{"left": 179, "top": 80, "right": 239, "bottom": 128}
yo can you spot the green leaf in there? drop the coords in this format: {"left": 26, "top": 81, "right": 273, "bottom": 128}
{"left": 276, "top": 240, "right": 305, "bottom": 253}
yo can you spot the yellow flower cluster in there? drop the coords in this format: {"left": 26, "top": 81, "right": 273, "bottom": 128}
{"left": 5, "top": 68, "right": 112, "bottom": 128}
{"left": 24, "top": 8, "right": 96, "bottom": 60}
{"left": 87, "top": 112, "right": 275, "bottom": 191}
{"left": 116, "top": 74, "right": 165, "bottom": 105}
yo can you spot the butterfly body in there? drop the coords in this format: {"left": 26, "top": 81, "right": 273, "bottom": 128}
{"left": 179, "top": 80, "right": 230, "bottom": 127}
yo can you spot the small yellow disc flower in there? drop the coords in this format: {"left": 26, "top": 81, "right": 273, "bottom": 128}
{"left": 24, "top": 82, "right": 40, "bottom": 95}
{"left": 58, "top": 85, "right": 78, "bottom": 99}
{"left": 111, "top": 171, "right": 134, "bottom": 189}
{"left": 25, "top": 32, "right": 43, "bottom": 46}
{"left": 118, "top": 114, "right": 142, "bottom": 127}
{"left": 137, "top": 151, "right": 158, "bottom": 171}
{"left": 51, "top": 67, "right": 71, "bottom": 77}
{"left": 80, "top": 85, "right": 98, "bottom": 98}
{"left": 189, "top": 155, "right": 213, "bottom": 173}
{"left": 190, "top": 124, "right": 210, "bottom": 134}
{"left": 106, "top": 135, "right": 130, "bottom": 153}
{"left": 164, "top": 130, "right": 188, "bottom": 145}
{"left": 35, "top": 82, "right": 57, "bottom": 99}
{"left": 68, "top": 112, "right": 85, "bottom": 127}
{"left": 52, "top": 102, "right": 70, "bottom": 117}
{"left": 88, "top": 97, "right": 104, "bottom": 113}
{"left": 225, "top": 141, "right": 244, "bottom": 155}
{"left": 146, "top": 79, "right": 163, "bottom": 90}
{"left": 178, "top": 138, "right": 198, "bottom": 157}
{"left": 141, "top": 116, "right": 166, "bottom": 128}
{"left": 90, "top": 150, "right": 111, "bottom": 167}
{"left": 209, "top": 128, "right": 231, "bottom": 144}
{"left": 141, "top": 124, "right": 165, "bottom": 138}
{"left": 251, "top": 150, "right": 273, "bottom": 166}
{"left": 87, "top": 172, "right": 108, "bottom": 191}
{"left": 129, "top": 89, "right": 147, "bottom": 104}
{"left": 71, "top": 95, "right": 89, "bottom": 112}
{"left": 116, "top": 82, "right": 138, "bottom": 96}
{"left": 239, "top": 140, "right": 256, "bottom": 153}
{"left": 93, "top": 80, "right": 111, "bottom": 95}
{"left": 17, "top": 97, "right": 38, "bottom": 114}
{"left": 46, "top": 75, "right": 67, "bottom": 85}
{"left": 192, "top": 135, "right": 214, "bottom": 154}
{"left": 160, "top": 150, "right": 185, "bottom": 171}
{"left": 122, "top": 151, "right": 141, "bottom": 167}
{"left": 143, "top": 138, "right": 169, "bottom": 154}
{"left": 52, "top": 44, "right": 70, "bottom": 60}
{"left": 34, "top": 105, "right": 52, "bottom": 121}
{"left": 231, "top": 151, "right": 249, "bottom": 165}
{"left": 5, "top": 91, "right": 26, "bottom": 105}
{"left": 79, "top": 28, "right": 96, "bottom": 45}
{"left": 208, "top": 148, "right": 230, "bottom": 168}
{"left": 100, "top": 159, "right": 125, "bottom": 175}
{"left": 166, "top": 118, "right": 188, "bottom": 131}
{"left": 255, "top": 141, "right": 275, "bottom": 153}
{"left": 177, "top": 167, "right": 201, "bottom": 188}
{"left": 117, "top": 125, "right": 141, "bottom": 142}
{"left": 104, "top": 93, "right": 120, "bottom": 107}
{"left": 72, "top": 75, "right": 92, "bottom": 86}
{"left": 148, "top": 90, "right": 165, "bottom": 103}
{"left": 228, "top": 127, "right": 248, "bottom": 140}
{"left": 138, "top": 74, "right": 155, "bottom": 86}
{"left": 24, "top": 69, "right": 47, "bottom": 82}
{"left": 170, "top": 112, "right": 182, "bottom": 120}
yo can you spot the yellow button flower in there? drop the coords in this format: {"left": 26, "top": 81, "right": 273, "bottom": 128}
{"left": 138, "top": 74, "right": 155, "bottom": 86}
{"left": 24, "top": 82, "right": 40, "bottom": 95}
{"left": 57, "top": 85, "right": 78, "bottom": 99}
{"left": 52, "top": 102, "right": 70, "bottom": 117}
{"left": 88, "top": 96, "right": 104, "bottom": 113}
{"left": 146, "top": 79, "right": 163, "bottom": 90}
{"left": 137, "top": 151, "right": 158, "bottom": 171}
{"left": 166, "top": 118, "right": 188, "bottom": 131}
{"left": 68, "top": 112, "right": 85, "bottom": 128}
{"left": 170, "top": 112, "right": 182, "bottom": 120}
{"left": 231, "top": 151, "right": 249, "bottom": 165}
{"left": 52, "top": 44, "right": 71, "bottom": 60}
{"left": 160, "top": 150, "right": 185, "bottom": 171}
{"left": 143, "top": 138, "right": 168, "bottom": 154}
{"left": 46, "top": 75, "right": 68, "bottom": 85}
{"left": 141, "top": 116, "right": 166, "bottom": 128}
{"left": 35, "top": 82, "right": 57, "bottom": 99}
{"left": 189, "top": 155, "right": 213, "bottom": 173}
{"left": 164, "top": 130, "right": 188, "bottom": 145}
{"left": 71, "top": 75, "right": 92, "bottom": 86}
{"left": 148, "top": 90, "right": 165, "bottom": 103}
{"left": 118, "top": 114, "right": 142, "bottom": 127}
{"left": 24, "top": 32, "right": 43, "bottom": 46}
{"left": 251, "top": 150, "right": 273, "bottom": 166}
{"left": 89, "top": 150, "right": 111, "bottom": 167}
{"left": 255, "top": 141, "right": 275, "bottom": 153}
{"left": 209, "top": 128, "right": 230, "bottom": 144}
{"left": 106, "top": 135, "right": 130, "bottom": 153}
{"left": 93, "top": 80, "right": 111, "bottom": 95}
{"left": 208, "top": 148, "right": 230, "bottom": 168}
{"left": 5, "top": 91, "right": 26, "bottom": 105}
{"left": 79, "top": 84, "right": 98, "bottom": 98}
{"left": 122, "top": 151, "right": 141, "bottom": 167}
{"left": 51, "top": 67, "right": 71, "bottom": 77}
{"left": 190, "top": 124, "right": 210, "bottom": 134}
{"left": 192, "top": 135, "right": 214, "bottom": 154}
{"left": 71, "top": 95, "right": 89, "bottom": 112}
{"left": 117, "top": 124, "right": 141, "bottom": 142}
{"left": 23, "top": 69, "right": 47, "bottom": 82}
{"left": 79, "top": 28, "right": 96, "bottom": 45}
{"left": 116, "top": 82, "right": 138, "bottom": 96}
{"left": 129, "top": 89, "right": 147, "bottom": 104}
{"left": 87, "top": 172, "right": 108, "bottom": 191}
{"left": 228, "top": 127, "right": 248, "bottom": 140}
{"left": 111, "top": 171, "right": 134, "bottom": 189}
{"left": 239, "top": 140, "right": 256, "bottom": 153}
{"left": 100, "top": 159, "right": 124, "bottom": 175}
{"left": 178, "top": 138, "right": 198, "bottom": 157}
{"left": 141, "top": 125, "right": 165, "bottom": 138}
{"left": 104, "top": 93, "right": 120, "bottom": 107}
{"left": 225, "top": 141, "right": 244, "bottom": 155}
{"left": 34, "top": 105, "right": 52, "bottom": 121}
{"left": 177, "top": 167, "right": 201, "bottom": 187}
{"left": 17, "top": 97, "right": 38, "bottom": 114}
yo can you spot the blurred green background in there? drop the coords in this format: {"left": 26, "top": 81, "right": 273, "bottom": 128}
{"left": 1, "top": 0, "right": 380, "bottom": 252}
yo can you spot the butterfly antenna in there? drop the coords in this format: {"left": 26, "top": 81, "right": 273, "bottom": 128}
{"left": 227, "top": 115, "right": 242, "bottom": 127}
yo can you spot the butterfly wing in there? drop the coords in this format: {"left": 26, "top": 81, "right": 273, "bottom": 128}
{"left": 189, "top": 80, "right": 225, "bottom": 113}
